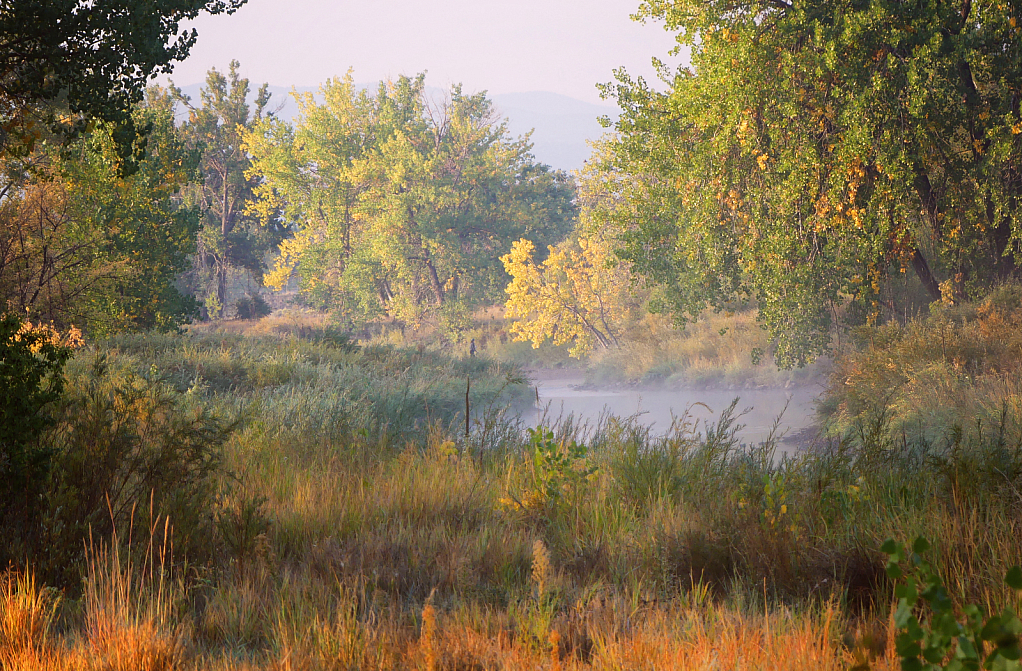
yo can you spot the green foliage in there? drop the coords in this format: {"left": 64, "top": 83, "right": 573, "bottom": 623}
{"left": 605, "top": 419, "right": 688, "bottom": 506}
{"left": 0, "top": 315, "right": 71, "bottom": 470}
{"left": 247, "top": 73, "right": 576, "bottom": 331}
{"left": 0, "top": 314, "right": 72, "bottom": 543}
{"left": 878, "top": 537, "right": 1022, "bottom": 671}
{"left": 216, "top": 492, "right": 273, "bottom": 577}
{"left": 235, "top": 292, "right": 272, "bottom": 321}
{"left": 528, "top": 426, "right": 597, "bottom": 506}
{"left": 1, "top": 93, "right": 202, "bottom": 335}
{"left": 607, "top": 0, "right": 1022, "bottom": 366}
{"left": 0, "top": 0, "right": 246, "bottom": 166}
{"left": 54, "top": 94, "right": 202, "bottom": 334}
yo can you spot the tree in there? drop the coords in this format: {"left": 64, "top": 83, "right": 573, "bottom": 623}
{"left": 247, "top": 73, "right": 576, "bottom": 332}
{"left": 607, "top": 0, "right": 1022, "bottom": 366}
{"left": 502, "top": 144, "right": 642, "bottom": 357}
{"left": 171, "top": 62, "right": 279, "bottom": 319}
{"left": 0, "top": 90, "right": 202, "bottom": 334}
{"left": 0, "top": 0, "right": 247, "bottom": 164}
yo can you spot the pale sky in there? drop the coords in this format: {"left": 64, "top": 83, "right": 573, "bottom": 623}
{"left": 164, "top": 0, "right": 684, "bottom": 104}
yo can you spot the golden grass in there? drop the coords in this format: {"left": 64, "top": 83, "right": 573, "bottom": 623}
{"left": 2, "top": 562, "right": 900, "bottom": 670}
{"left": 825, "top": 283, "right": 1022, "bottom": 440}
{"left": 9, "top": 317, "right": 1022, "bottom": 671}
{"left": 585, "top": 310, "right": 827, "bottom": 389}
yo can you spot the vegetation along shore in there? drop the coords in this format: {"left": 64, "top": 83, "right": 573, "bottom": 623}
{"left": 3, "top": 0, "right": 1022, "bottom": 669}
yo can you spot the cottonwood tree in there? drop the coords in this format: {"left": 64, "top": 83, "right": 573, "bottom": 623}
{"left": 0, "top": 0, "right": 247, "bottom": 166}
{"left": 172, "top": 62, "right": 278, "bottom": 318}
{"left": 502, "top": 145, "right": 643, "bottom": 356}
{"left": 247, "top": 73, "right": 576, "bottom": 333}
{"left": 607, "top": 0, "right": 1022, "bottom": 366}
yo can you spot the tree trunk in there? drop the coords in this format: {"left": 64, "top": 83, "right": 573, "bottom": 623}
{"left": 910, "top": 248, "right": 941, "bottom": 301}
{"left": 424, "top": 258, "right": 444, "bottom": 306}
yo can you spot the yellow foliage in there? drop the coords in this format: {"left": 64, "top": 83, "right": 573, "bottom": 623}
{"left": 501, "top": 235, "right": 634, "bottom": 357}
{"left": 15, "top": 319, "right": 85, "bottom": 352}
{"left": 500, "top": 146, "right": 641, "bottom": 358}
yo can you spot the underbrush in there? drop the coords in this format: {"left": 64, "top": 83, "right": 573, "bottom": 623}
{"left": 824, "top": 283, "right": 1022, "bottom": 446}
{"left": 5, "top": 323, "right": 1022, "bottom": 669}
{"left": 586, "top": 310, "right": 827, "bottom": 389}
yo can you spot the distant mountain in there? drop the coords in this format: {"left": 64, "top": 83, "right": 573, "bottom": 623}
{"left": 170, "top": 84, "right": 617, "bottom": 172}
{"left": 491, "top": 92, "right": 617, "bottom": 172}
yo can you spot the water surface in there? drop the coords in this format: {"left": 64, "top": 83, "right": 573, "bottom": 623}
{"left": 520, "top": 372, "right": 820, "bottom": 449}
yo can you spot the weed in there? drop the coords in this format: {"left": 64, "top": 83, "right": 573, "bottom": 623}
{"left": 873, "top": 537, "right": 1022, "bottom": 671}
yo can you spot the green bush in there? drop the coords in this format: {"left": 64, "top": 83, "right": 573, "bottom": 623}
{"left": 12, "top": 354, "right": 232, "bottom": 587}
{"left": 873, "top": 537, "right": 1022, "bottom": 671}
{"left": 0, "top": 313, "right": 72, "bottom": 568}
{"left": 235, "top": 292, "right": 272, "bottom": 320}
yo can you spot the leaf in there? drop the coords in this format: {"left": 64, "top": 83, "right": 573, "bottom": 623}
{"left": 1005, "top": 566, "right": 1022, "bottom": 591}
{"left": 896, "top": 631, "right": 922, "bottom": 657}
{"left": 957, "top": 635, "right": 979, "bottom": 660}
{"left": 981, "top": 615, "right": 1005, "bottom": 642}
{"left": 895, "top": 601, "right": 917, "bottom": 629}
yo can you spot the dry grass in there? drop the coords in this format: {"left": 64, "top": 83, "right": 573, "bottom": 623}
{"left": 586, "top": 310, "right": 827, "bottom": 389}
{"left": 2, "top": 562, "right": 900, "bottom": 670}
{"left": 825, "top": 283, "right": 1022, "bottom": 442}
{"left": 6, "top": 317, "right": 1022, "bottom": 670}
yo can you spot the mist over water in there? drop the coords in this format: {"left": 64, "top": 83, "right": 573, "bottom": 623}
{"left": 520, "top": 373, "right": 820, "bottom": 451}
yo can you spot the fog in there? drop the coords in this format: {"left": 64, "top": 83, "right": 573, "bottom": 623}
{"left": 521, "top": 373, "right": 820, "bottom": 454}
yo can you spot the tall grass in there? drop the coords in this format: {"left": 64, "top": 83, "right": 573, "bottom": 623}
{"left": 4, "top": 315, "right": 1022, "bottom": 669}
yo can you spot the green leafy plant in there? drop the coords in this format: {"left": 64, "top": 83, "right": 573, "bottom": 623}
{"left": 0, "top": 314, "right": 72, "bottom": 493}
{"left": 498, "top": 426, "right": 597, "bottom": 518}
{"left": 528, "top": 426, "right": 597, "bottom": 506}
{"left": 875, "top": 537, "right": 1022, "bottom": 671}
{"left": 1, "top": 315, "right": 75, "bottom": 574}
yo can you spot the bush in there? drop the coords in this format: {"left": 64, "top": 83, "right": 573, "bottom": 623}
{"left": 0, "top": 314, "right": 73, "bottom": 569}
{"left": 235, "top": 292, "right": 272, "bottom": 321}
{"left": 876, "top": 537, "right": 1022, "bottom": 671}
{"left": 10, "top": 354, "right": 232, "bottom": 588}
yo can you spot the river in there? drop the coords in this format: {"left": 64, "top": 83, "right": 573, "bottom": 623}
{"left": 520, "top": 370, "right": 821, "bottom": 451}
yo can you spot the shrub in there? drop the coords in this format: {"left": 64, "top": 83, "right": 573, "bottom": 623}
{"left": 0, "top": 314, "right": 74, "bottom": 570}
{"left": 20, "top": 356, "right": 232, "bottom": 587}
{"left": 876, "top": 537, "right": 1022, "bottom": 671}
{"left": 235, "top": 292, "right": 272, "bottom": 321}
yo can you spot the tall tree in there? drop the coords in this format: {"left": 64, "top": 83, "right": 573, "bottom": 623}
{"left": 172, "top": 62, "right": 277, "bottom": 318}
{"left": 247, "top": 73, "right": 576, "bottom": 332}
{"left": 607, "top": 0, "right": 1022, "bottom": 366}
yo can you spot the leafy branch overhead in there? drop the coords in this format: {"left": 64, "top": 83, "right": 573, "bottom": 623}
{"left": 0, "top": 0, "right": 248, "bottom": 165}
{"left": 608, "top": 0, "right": 1022, "bottom": 367}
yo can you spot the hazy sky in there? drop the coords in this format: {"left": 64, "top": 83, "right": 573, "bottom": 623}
{"left": 164, "top": 0, "right": 684, "bottom": 104}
